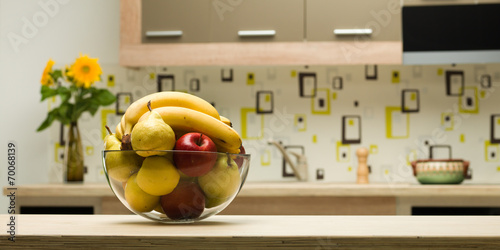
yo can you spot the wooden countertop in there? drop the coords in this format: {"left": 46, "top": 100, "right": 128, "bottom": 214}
{"left": 4, "top": 182, "right": 500, "bottom": 198}
{"left": 1, "top": 215, "right": 499, "bottom": 249}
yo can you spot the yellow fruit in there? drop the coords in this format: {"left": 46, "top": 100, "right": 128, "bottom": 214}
{"left": 124, "top": 173, "right": 159, "bottom": 213}
{"left": 136, "top": 156, "right": 180, "bottom": 196}
{"left": 105, "top": 144, "right": 143, "bottom": 182}
{"left": 122, "top": 91, "right": 221, "bottom": 135}
{"left": 131, "top": 102, "right": 176, "bottom": 157}
{"left": 220, "top": 116, "right": 232, "bottom": 127}
{"left": 138, "top": 106, "right": 241, "bottom": 154}
{"left": 198, "top": 154, "right": 241, "bottom": 208}
{"left": 104, "top": 125, "right": 121, "bottom": 150}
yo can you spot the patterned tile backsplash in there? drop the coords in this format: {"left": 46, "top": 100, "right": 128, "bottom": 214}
{"left": 48, "top": 63, "right": 500, "bottom": 184}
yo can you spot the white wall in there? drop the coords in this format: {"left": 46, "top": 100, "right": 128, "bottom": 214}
{"left": 0, "top": 0, "right": 120, "bottom": 213}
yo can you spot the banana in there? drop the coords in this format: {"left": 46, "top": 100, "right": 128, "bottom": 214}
{"left": 137, "top": 106, "right": 241, "bottom": 154}
{"left": 121, "top": 91, "right": 220, "bottom": 135}
{"left": 220, "top": 115, "right": 232, "bottom": 127}
{"left": 115, "top": 121, "right": 123, "bottom": 140}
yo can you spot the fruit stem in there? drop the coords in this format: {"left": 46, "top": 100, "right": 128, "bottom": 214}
{"left": 147, "top": 100, "right": 152, "bottom": 112}
{"left": 226, "top": 152, "right": 231, "bottom": 166}
{"left": 105, "top": 125, "right": 113, "bottom": 135}
{"left": 197, "top": 133, "right": 203, "bottom": 146}
{"left": 121, "top": 134, "right": 132, "bottom": 150}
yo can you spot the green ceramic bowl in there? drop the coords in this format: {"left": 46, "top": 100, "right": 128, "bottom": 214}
{"left": 411, "top": 159, "right": 471, "bottom": 184}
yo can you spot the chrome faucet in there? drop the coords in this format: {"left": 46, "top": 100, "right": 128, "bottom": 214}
{"left": 268, "top": 139, "right": 308, "bottom": 181}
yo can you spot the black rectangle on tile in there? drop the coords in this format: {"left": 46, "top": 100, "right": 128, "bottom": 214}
{"left": 157, "top": 74, "right": 175, "bottom": 92}
{"left": 316, "top": 168, "right": 324, "bottom": 180}
{"left": 332, "top": 76, "right": 343, "bottom": 90}
{"left": 298, "top": 72, "right": 316, "bottom": 98}
{"left": 221, "top": 68, "right": 233, "bottom": 82}
{"left": 342, "top": 115, "right": 361, "bottom": 144}
{"left": 189, "top": 78, "right": 200, "bottom": 92}
{"left": 401, "top": 89, "right": 420, "bottom": 113}
{"left": 282, "top": 145, "right": 305, "bottom": 178}
{"left": 365, "top": 65, "right": 377, "bottom": 80}
{"left": 481, "top": 75, "right": 492, "bottom": 88}
{"left": 256, "top": 91, "right": 274, "bottom": 114}
{"left": 445, "top": 71, "right": 464, "bottom": 96}
{"left": 116, "top": 92, "right": 133, "bottom": 115}
{"left": 491, "top": 114, "right": 500, "bottom": 144}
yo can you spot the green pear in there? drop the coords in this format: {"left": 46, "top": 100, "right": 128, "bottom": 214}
{"left": 198, "top": 153, "right": 241, "bottom": 208}
{"left": 124, "top": 173, "right": 159, "bottom": 213}
{"left": 105, "top": 144, "right": 143, "bottom": 182}
{"left": 104, "top": 125, "right": 121, "bottom": 150}
{"left": 131, "top": 101, "right": 176, "bottom": 157}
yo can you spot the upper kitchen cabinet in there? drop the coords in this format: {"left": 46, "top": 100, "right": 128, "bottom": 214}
{"left": 306, "top": 0, "right": 401, "bottom": 42}
{"left": 141, "top": 0, "right": 211, "bottom": 43}
{"left": 120, "top": 0, "right": 402, "bottom": 66}
{"left": 209, "top": 0, "right": 304, "bottom": 42}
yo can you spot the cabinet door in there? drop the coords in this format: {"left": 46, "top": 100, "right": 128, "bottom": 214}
{"left": 142, "top": 0, "right": 211, "bottom": 43}
{"left": 210, "top": 0, "right": 304, "bottom": 42}
{"left": 306, "top": 0, "right": 401, "bottom": 41}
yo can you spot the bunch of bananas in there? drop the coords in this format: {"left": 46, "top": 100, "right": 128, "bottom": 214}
{"left": 113, "top": 91, "right": 242, "bottom": 154}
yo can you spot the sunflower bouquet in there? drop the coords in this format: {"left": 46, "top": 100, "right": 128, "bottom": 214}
{"left": 37, "top": 54, "right": 116, "bottom": 131}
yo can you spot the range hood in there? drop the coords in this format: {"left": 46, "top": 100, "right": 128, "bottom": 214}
{"left": 402, "top": 3, "right": 500, "bottom": 65}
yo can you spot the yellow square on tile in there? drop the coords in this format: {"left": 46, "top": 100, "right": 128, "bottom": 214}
{"left": 265, "top": 94, "right": 270, "bottom": 102}
{"left": 348, "top": 119, "right": 354, "bottom": 126}
{"left": 460, "top": 134, "right": 465, "bottom": 143}
{"left": 291, "top": 70, "right": 297, "bottom": 78}
{"left": 411, "top": 93, "right": 416, "bottom": 100}
{"left": 437, "top": 68, "right": 443, "bottom": 76}
{"left": 497, "top": 166, "right": 500, "bottom": 172}
{"left": 312, "top": 134, "right": 317, "bottom": 143}
{"left": 497, "top": 118, "right": 500, "bottom": 125}
{"left": 332, "top": 92, "right": 337, "bottom": 100}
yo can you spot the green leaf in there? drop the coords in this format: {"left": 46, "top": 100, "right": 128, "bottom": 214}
{"left": 36, "top": 108, "right": 58, "bottom": 132}
{"left": 58, "top": 102, "right": 73, "bottom": 124}
{"left": 94, "top": 89, "right": 116, "bottom": 106}
{"left": 57, "top": 86, "right": 71, "bottom": 103}
{"left": 73, "top": 99, "right": 90, "bottom": 121}
{"left": 88, "top": 99, "right": 100, "bottom": 116}
{"left": 40, "top": 85, "right": 58, "bottom": 101}
{"left": 49, "top": 70, "right": 63, "bottom": 82}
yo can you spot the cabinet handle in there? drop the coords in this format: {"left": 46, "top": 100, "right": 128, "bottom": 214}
{"left": 333, "top": 29, "right": 373, "bottom": 36}
{"left": 238, "top": 30, "right": 276, "bottom": 37}
{"left": 145, "top": 30, "right": 183, "bottom": 37}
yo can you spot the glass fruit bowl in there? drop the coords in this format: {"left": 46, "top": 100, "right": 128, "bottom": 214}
{"left": 102, "top": 150, "right": 250, "bottom": 223}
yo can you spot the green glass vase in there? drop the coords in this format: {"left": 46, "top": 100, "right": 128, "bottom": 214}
{"left": 64, "top": 122, "right": 84, "bottom": 182}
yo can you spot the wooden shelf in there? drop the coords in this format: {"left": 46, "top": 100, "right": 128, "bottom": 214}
{"left": 2, "top": 214, "right": 499, "bottom": 249}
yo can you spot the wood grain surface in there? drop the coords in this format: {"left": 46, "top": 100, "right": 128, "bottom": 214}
{"left": 1, "top": 215, "right": 499, "bottom": 249}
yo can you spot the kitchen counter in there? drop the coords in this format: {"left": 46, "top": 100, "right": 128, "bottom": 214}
{"left": 1, "top": 214, "right": 499, "bottom": 249}
{"left": 4, "top": 182, "right": 500, "bottom": 215}
{"left": 6, "top": 182, "right": 500, "bottom": 197}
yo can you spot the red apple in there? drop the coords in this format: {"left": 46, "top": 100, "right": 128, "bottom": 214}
{"left": 173, "top": 133, "right": 217, "bottom": 177}
{"left": 160, "top": 181, "right": 205, "bottom": 220}
{"left": 234, "top": 145, "right": 246, "bottom": 169}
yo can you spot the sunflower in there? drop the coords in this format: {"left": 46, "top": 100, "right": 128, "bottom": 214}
{"left": 69, "top": 54, "right": 102, "bottom": 88}
{"left": 40, "top": 59, "right": 55, "bottom": 86}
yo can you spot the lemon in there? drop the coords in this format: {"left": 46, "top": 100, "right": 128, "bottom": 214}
{"left": 124, "top": 173, "right": 159, "bottom": 213}
{"left": 136, "top": 156, "right": 180, "bottom": 196}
